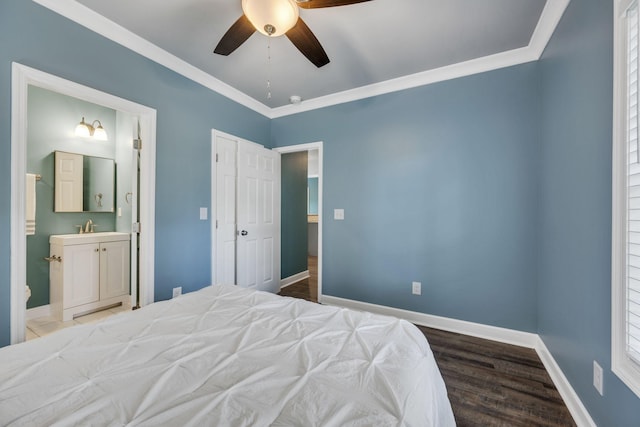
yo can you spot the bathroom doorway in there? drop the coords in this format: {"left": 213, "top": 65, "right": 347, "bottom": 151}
{"left": 10, "top": 64, "right": 156, "bottom": 344}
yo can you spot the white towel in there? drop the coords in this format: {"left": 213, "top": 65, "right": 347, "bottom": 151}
{"left": 26, "top": 173, "right": 36, "bottom": 236}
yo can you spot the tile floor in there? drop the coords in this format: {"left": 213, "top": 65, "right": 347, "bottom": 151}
{"left": 26, "top": 304, "right": 131, "bottom": 341}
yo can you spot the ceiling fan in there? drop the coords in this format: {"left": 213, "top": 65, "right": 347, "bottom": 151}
{"left": 214, "top": 0, "right": 372, "bottom": 68}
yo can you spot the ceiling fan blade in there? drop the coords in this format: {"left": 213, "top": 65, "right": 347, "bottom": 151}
{"left": 214, "top": 15, "right": 255, "bottom": 56}
{"left": 297, "top": 0, "right": 371, "bottom": 9}
{"left": 286, "top": 18, "right": 330, "bottom": 68}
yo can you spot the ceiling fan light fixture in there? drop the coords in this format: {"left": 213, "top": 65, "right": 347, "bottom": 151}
{"left": 242, "top": 0, "right": 299, "bottom": 37}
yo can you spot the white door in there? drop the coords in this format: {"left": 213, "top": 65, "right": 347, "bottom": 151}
{"left": 236, "top": 140, "right": 281, "bottom": 292}
{"left": 54, "top": 151, "right": 83, "bottom": 212}
{"left": 215, "top": 135, "right": 238, "bottom": 285}
{"left": 129, "top": 118, "right": 141, "bottom": 308}
{"left": 213, "top": 131, "right": 281, "bottom": 293}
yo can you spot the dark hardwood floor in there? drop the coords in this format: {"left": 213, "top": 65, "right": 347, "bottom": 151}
{"left": 278, "top": 261, "right": 576, "bottom": 426}
{"left": 418, "top": 326, "right": 576, "bottom": 427}
{"left": 278, "top": 256, "right": 318, "bottom": 302}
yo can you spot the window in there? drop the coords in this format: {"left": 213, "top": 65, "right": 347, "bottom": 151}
{"left": 613, "top": 0, "right": 640, "bottom": 398}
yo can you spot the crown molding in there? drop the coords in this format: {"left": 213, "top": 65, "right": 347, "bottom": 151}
{"left": 32, "top": 0, "right": 272, "bottom": 117}
{"left": 528, "top": 0, "right": 571, "bottom": 58}
{"left": 270, "top": 46, "right": 538, "bottom": 118}
{"left": 271, "top": 0, "right": 570, "bottom": 118}
{"left": 33, "top": 0, "right": 570, "bottom": 119}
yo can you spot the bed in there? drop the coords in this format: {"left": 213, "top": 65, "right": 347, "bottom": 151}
{"left": 0, "top": 284, "right": 455, "bottom": 426}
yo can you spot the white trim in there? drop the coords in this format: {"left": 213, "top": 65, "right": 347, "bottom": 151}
{"left": 321, "top": 295, "right": 537, "bottom": 348}
{"left": 322, "top": 294, "right": 596, "bottom": 427}
{"left": 10, "top": 62, "right": 28, "bottom": 343}
{"left": 33, "top": 0, "right": 569, "bottom": 119}
{"left": 26, "top": 305, "right": 52, "bottom": 321}
{"left": 271, "top": 47, "right": 538, "bottom": 118}
{"left": 274, "top": 142, "right": 323, "bottom": 300}
{"left": 10, "top": 63, "right": 156, "bottom": 344}
{"left": 279, "top": 270, "right": 310, "bottom": 290}
{"left": 621, "top": 0, "right": 637, "bottom": 17}
{"left": 611, "top": 0, "right": 640, "bottom": 399}
{"left": 31, "top": 0, "right": 271, "bottom": 118}
{"left": 535, "top": 338, "right": 597, "bottom": 427}
{"left": 211, "top": 130, "right": 217, "bottom": 286}
{"left": 528, "top": 0, "right": 571, "bottom": 58}
{"left": 271, "top": 0, "right": 570, "bottom": 118}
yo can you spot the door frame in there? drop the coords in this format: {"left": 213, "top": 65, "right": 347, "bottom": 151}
{"left": 273, "top": 142, "right": 323, "bottom": 301}
{"left": 10, "top": 63, "right": 156, "bottom": 344}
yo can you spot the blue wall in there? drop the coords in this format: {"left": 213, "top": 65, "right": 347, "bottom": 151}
{"left": 281, "top": 151, "right": 309, "bottom": 279}
{"left": 3, "top": 0, "right": 640, "bottom": 423}
{"left": 0, "top": 0, "right": 270, "bottom": 346}
{"left": 308, "top": 177, "right": 319, "bottom": 214}
{"left": 272, "top": 64, "right": 541, "bottom": 332}
{"left": 538, "top": 0, "right": 640, "bottom": 425}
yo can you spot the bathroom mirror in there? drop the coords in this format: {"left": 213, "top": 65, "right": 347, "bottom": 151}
{"left": 54, "top": 150, "right": 115, "bottom": 213}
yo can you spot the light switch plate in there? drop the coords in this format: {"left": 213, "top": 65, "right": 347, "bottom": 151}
{"left": 412, "top": 282, "right": 422, "bottom": 295}
{"left": 200, "top": 207, "right": 208, "bottom": 220}
{"left": 334, "top": 209, "right": 345, "bottom": 220}
{"left": 172, "top": 286, "right": 182, "bottom": 298}
{"left": 593, "top": 360, "right": 603, "bottom": 395}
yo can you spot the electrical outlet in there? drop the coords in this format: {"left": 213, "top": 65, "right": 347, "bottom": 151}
{"left": 412, "top": 281, "right": 421, "bottom": 295}
{"left": 593, "top": 360, "right": 603, "bottom": 395}
{"left": 172, "top": 286, "right": 182, "bottom": 298}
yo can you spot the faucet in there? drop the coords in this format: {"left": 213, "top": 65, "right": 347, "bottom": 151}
{"left": 84, "top": 219, "right": 93, "bottom": 233}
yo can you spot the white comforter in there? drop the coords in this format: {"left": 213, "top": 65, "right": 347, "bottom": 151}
{"left": 0, "top": 285, "right": 455, "bottom": 426}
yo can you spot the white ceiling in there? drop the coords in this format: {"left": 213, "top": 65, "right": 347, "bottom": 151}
{"left": 37, "top": 0, "right": 567, "bottom": 117}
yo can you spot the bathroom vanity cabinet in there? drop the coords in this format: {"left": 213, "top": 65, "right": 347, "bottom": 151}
{"left": 49, "top": 232, "right": 130, "bottom": 321}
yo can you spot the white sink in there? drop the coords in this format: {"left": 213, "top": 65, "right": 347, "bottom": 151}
{"left": 50, "top": 232, "right": 130, "bottom": 245}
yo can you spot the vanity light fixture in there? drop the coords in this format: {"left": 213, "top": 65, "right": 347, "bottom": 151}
{"left": 75, "top": 117, "right": 108, "bottom": 141}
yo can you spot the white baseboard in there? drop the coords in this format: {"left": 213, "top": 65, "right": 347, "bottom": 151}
{"left": 26, "top": 304, "right": 52, "bottom": 320}
{"left": 535, "top": 337, "right": 597, "bottom": 427}
{"left": 321, "top": 294, "right": 596, "bottom": 427}
{"left": 279, "top": 270, "right": 310, "bottom": 290}
{"left": 321, "top": 295, "right": 538, "bottom": 348}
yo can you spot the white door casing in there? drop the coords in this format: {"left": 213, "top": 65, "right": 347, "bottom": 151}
{"left": 273, "top": 142, "right": 324, "bottom": 301}
{"left": 129, "top": 120, "right": 140, "bottom": 308}
{"left": 10, "top": 63, "right": 156, "bottom": 344}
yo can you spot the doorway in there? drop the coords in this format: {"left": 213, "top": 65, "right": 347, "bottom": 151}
{"left": 10, "top": 63, "right": 156, "bottom": 344}
{"left": 274, "top": 142, "right": 323, "bottom": 302}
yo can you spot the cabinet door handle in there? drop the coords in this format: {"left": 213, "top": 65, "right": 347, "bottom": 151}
{"left": 44, "top": 255, "right": 62, "bottom": 263}
{"left": 95, "top": 248, "right": 99, "bottom": 252}
{"left": 102, "top": 248, "right": 107, "bottom": 251}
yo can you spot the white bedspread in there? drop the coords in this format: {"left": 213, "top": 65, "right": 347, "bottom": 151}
{"left": 0, "top": 285, "right": 455, "bottom": 426}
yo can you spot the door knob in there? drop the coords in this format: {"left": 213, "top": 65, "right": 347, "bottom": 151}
{"left": 240, "top": 230, "right": 248, "bottom": 236}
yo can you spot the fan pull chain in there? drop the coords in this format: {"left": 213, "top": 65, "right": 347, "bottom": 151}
{"left": 266, "top": 37, "right": 272, "bottom": 100}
